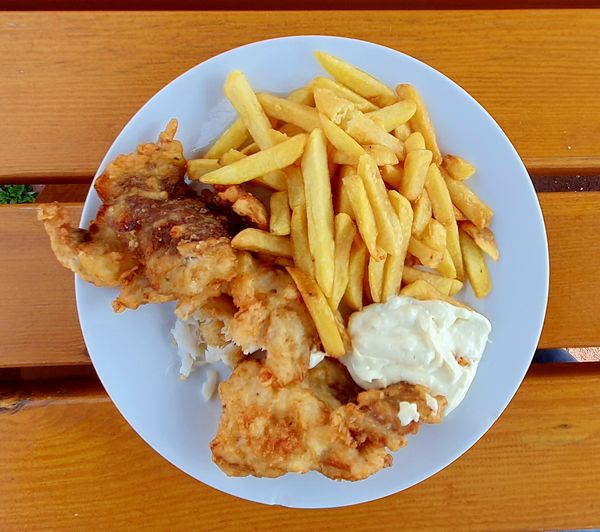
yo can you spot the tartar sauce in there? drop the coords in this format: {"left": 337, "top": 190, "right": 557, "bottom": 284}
{"left": 343, "top": 296, "right": 491, "bottom": 413}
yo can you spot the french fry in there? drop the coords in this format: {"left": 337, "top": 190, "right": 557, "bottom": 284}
{"left": 258, "top": 93, "right": 320, "bottom": 132}
{"left": 400, "top": 149, "right": 433, "bottom": 201}
{"left": 446, "top": 219, "right": 465, "bottom": 281}
{"left": 315, "top": 51, "right": 397, "bottom": 107}
{"left": 366, "top": 100, "right": 417, "bottom": 132}
{"left": 443, "top": 154, "right": 476, "bottom": 180}
{"left": 287, "top": 87, "right": 315, "bottom": 107}
{"left": 450, "top": 279, "right": 464, "bottom": 296}
{"left": 381, "top": 164, "right": 403, "bottom": 189}
{"left": 290, "top": 206, "right": 315, "bottom": 277}
{"left": 336, "top": 175, "right": 355, "bottom": 218}
{"left": 382, "top": 191, "right": 413, "bottom": 301}
{"left": 400, "top": 279, "right": 471, "bottom": 310}
{"left": 368, "top": 255, "right": 386, "bottom": 303}
{"left": 403, "top": 266, "right": 456, "bottom": 295}
{"left": 301, "top": 129, "right": 335, "bottom": 298}
{"left": 436, "top": 249, "right": 457, "bottom": 279}
{"left": 240, "top": 142, "right": 260, "bottom": 155}
{"left": 314, "top": 88, "right": 356, "bottom": 125}
{"left": 459, "top": 229, "right": 492, "bottom": 298}
{"left": 404, "top": 132, "right": 426, "bottom": 152}
{"left": 421, "top": 219, "right": 447, "bottom": 252}
{"left": 460, "top": 221, "right": 500, "bottom": 261}
{"left": 454, "top": 205, "right": 467, "bottom": 221}
{"left": 218, "top": 149, "right": 246, "bottom": 166}
{"left": 424, "top": 163, "right": 454, "bottom": 225}
{"left": 269, "top": 191, "right": 291, "bottom": 236}
{"left": 231, "top": 228, "right": 292, "bottom": 257}
{"left": 224, "top": 71, "right": 274, "bottom": 150}
{"left": 331, "top": 145, "right": 398, "bottom": 166}
{"left": 358, "top": 154, "right": 402, "bottom": 256}
{"left": 444, "top": 175, "right": 494, "bottom": 229}
{"left": 408, "top": 236, "right": 443, "bottom": 268}
{"left": 285, "top": 166, "right": 305, "bottom": 209}
{"left": 186, "top": 158, "right": 221, "bottom": 178}
{"left": 330, "top": 213, "right": 357, "bottom": 310}
{"left": 319, "top": 113, "right": 365, "bottom": 160}
{"left": 396, "top": 83, "right": 442, "bottom": 164}
{"left": 286, "top": 267, "right": 346, "bottom": 357}
{"left": 205, "top": 118, "right": 249, "bottom": 159}
{"left": 255, "top": 170, "right": 288, "bottom": 191}
{"left": 193, "top": 134, "right": 306, "bottom": 185}
{"left": 343, "top": 240, "right": 368, "bottom": 310}
{"left": 393, "top": 122, "right": 411, "bottom": 141}
{"left": 343, "top": 174, "right": 384, "bottom": 261}
{"left": 344, "top": 111, "right": 404, "bottom": 158}
{"left": 278, "top": 122, "right": 306, "bottom": 137}
{"left": 309, "top": 76, "right": 378, "bottom": 112}
{"left": 411, "top": 189, "right": 432, "bottom": 237}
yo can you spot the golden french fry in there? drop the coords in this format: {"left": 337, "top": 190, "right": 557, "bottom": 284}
{"left": 336, "top": 175, "right": 354, "bottom": 218}
{"left": 343, "top": 240, "right": 367, "bottom": 310}
{"left": 231, "top": 228, "right": 292, "bottom": 257}
{"left": 315, "top": 51, "right": 397, "bottom": 107}
{"left": 446, "top": 219, "right": 465, "bottom": 281}
{"left": 460, "top": 221, "right": 500, "bottom": 261}
{"left": 459, "top": 229, "right": 492, "bottom": 298}
{"left": 319, "top": 112, "right": 365, "bottom": 160}
{"left": 366, "top": 100, "right": 417, "bottom": 132}
{"left": 393, "top": 122, "right": 411, "bottom": 141}
{"left": 290, "top": 206, "right": 315, "bottom": 277}
{"left": 186, "top": 158, "right": 221, "bottom": 178}
{"left": 344, "top": 111, "right": 404, "bottom": 158}
{"left": 454, "top": 205, "right": 468, "bottom": 221}
{"left": 403, "top": 266, "right": 456, "bottom": 295}
{"left": 218, "top": 149, "right": 246, "bottom": 166}
{"left": 255, "top": 170, "right": 288, "bottom": 191}
{"left": 444, "top": 175, "right": 494, "bottom": 229}
{"left": 411, "top": 189, "right": 432, "bottom": 237}
{"left": 408, "top": 236, "right": 443, "bottom": 268}
{"left": 301, "top": 129, "right": 335, "bottom": 298}
{"left": 436, "top": 249, "right": 457, "bottom": 279}
{"left": 330, "top": 213, "right": 357, "bottom": 310}
{"left": 269, "top": 191, "right": 291, "bottom": 236}
{"left": 400, "top": 149, "right": 433, "bottom": 201}
{"left": 224, "top": 71, "right": 274, "bottom": 150}
{"left": 331, "top": 145, "right": 398, "bottom": 166}
{"left": 287, "top": 87, "right": 315, "bottom": 107}
{"left": 314, "top": 88, "right": 356, "bottom": 125}
{"left": 421, "top": 219, "right": 447, "bottom": 252}
{"left": 396, "top": 83, "right": 442, "bottom": 164}
{"left": 205, "top": 118, "right": 249, "bottom": 159}
{"left": 278, "top": 122, "right": 305, "bottom": 137}
{"left": 285, "top": 166, "right": 305, "bottom": 209}
{"left": 381, "top": 164, "right": 403, "bottom": 189}
{"left": 382, "top": 191, "right": 413, "bottom": 301}
{"left": 194, "top": 134, "right": 306, "bottom": 185}
{"left": 443, "top": 154, "right": 476, "bottom": 180}
{"left": 286, "top": 267, "right": 346, "bottom": 357}
{"left": 258, "top": 93, "right": 320, "bottom": 132}
{"left": 404, "top": 132, "right": 426, "bottom": 152}
{"left": 400, "top": 279, "right": 471, "bottom": 310}
{"left": 450, "top": 279, "right": 464, "bottom": 296}
{"left": 358, "top": 154, "right": 402, "bottom": 256}
{"left": 343, "top": 174, "right": 384, "bottom": 261}
{"left": 240, "top": 142, "right": 259, "bottom": 155}
{"left": 368, "top": 255, "right": 386, "bottom": 303}
{"left": 424, "top": 163, "right": 454, "bottom": 225}
{"left": 309, "top": 76, "right": 378, "bottom": 112}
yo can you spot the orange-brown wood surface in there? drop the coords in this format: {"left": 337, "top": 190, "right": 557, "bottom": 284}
{"left": 1, "top": 363, "right": 599, "bottom": 530}
{"left": 1, "top": 192, "right": 599, "bottom": 368}
{"left": 1, "top": 10, "right": 600, "bottom": 182}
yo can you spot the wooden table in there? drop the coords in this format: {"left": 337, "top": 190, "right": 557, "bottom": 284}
{"left": 1, "top": 10, "right": 599, "bottom": 531}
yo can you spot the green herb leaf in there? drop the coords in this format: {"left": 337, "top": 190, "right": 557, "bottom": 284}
{"left": 0, "top": 185, "right": 38, "bottom": 204}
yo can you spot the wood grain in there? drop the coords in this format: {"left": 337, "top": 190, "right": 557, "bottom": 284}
{"left": 1, "top": 11, "right": 599, "bottom": 181}
{"left": 1, "top": 192, "right": 598, "bottom": 368}
{"left": 1, "top": 363, "right": 599, "bottom": 530}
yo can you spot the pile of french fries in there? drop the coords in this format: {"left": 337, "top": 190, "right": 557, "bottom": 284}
{"left": 187, "top": 51, "right": 499, "bottom": 357}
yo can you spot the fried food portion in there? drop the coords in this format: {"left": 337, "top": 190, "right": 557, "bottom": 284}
{"left": 211, "top": 358, "right": 446, "bottom": 480}
{"left": 213, "top": 185, "right": 268, "bottom": 230}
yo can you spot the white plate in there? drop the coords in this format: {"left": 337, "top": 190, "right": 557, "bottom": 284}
{"left": 76, "top": 36, "right": 548, "bottom": 508}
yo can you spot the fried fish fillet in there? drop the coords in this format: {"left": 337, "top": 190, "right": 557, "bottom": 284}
{"left": 211, "top": 358, "right": 446, "bottom": 480}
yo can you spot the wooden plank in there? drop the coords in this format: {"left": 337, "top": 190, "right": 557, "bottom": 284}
{"left": 1, "top": 11, "right": 599, "bottom": 181}
{"left": 0, "top": 192, "right": 599, "bottom": 368}
{"left": 1, "top": 363, "right": 599, "bottom": 530}
{"left": 0, "top": 204, "right": 87, "bottom": 367}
